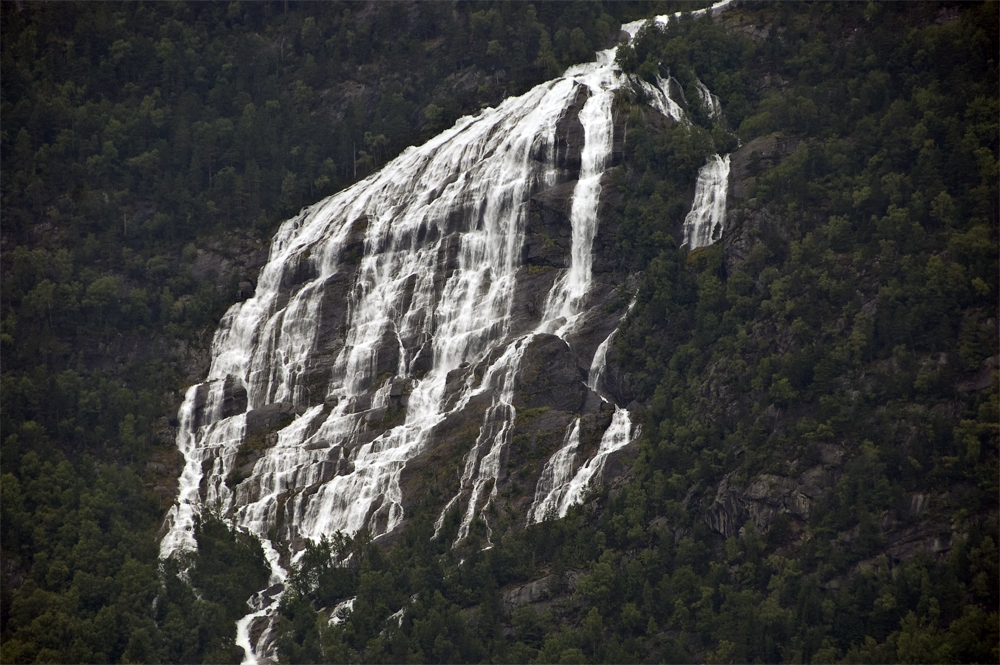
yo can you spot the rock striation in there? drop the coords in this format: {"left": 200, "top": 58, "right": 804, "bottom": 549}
{"left": 158, "top": 6, "right": 735, "bottom": 660}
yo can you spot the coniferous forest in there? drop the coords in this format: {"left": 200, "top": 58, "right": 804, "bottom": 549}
{"left": 1, "top": 2, "right": 997, "bottom": 664}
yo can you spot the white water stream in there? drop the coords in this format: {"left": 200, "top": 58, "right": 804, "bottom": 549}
{"left": 682, "top": 154, "right": 731, "bottom": 249}
{"left": 160, "top": 3, "right": 732, "bottom": 661}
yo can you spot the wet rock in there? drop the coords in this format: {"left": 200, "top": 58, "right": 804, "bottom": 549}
{"left": 601, "top": 340, "right": 636, "bottom": 407}
{"left": 374, "top": 328, "right": 401, "bottom": 377}
{"left": 601, "top": 436, "right": 639, "bottom": 485}
{"left": 509, "top": 265, "right": 562, "bottom": 335}
{"left": 295, "top": 269, "right": 358, "bottom": 406}
{"left": 245, "top": 402, "right": 305, "bottom": 437}
{"left": 189, "top": 382, "right": 212, "bottom": 431}
{"left": 340, "top": 215, "right": 369, "bottom": 265}
{"left": 667, "top": 76, "right": 687, "bottom": 110}
{"left": 590, "top": 172, "right": 624, "bottom": 274}
{"left": 437, "top": 233, "right": 463, "bottom": 275}
{"left": 280, "top": 252, "right": 318, "bottom": 289}
{"left": 506, "top": 408, "right": 575, "bottom": 483}
{"left": 398, "top": 392, "right": 494, "bottom": 511}
{"left": 222, "top": 375, "right": 248, "bottom": 418}
{"left": 553, "top": 84, "right": 589, "bottom": 177}
{"left": 513, "top": 334, "right": 586, "bottom": 412}
{"left": 237, "top": 280, "right": 255, "bottom": 301}
{"left": 408, "top": 340, "right": 434, "bottom": 377}
{"left": 525, "top": 182, "right": 575, "bottom": 269}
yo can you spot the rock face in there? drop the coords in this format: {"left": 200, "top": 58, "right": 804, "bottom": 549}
{"left": 721, "top": 134, "right": 800, "bottom": 276}
{"left": 706, "top": 463, "right": 839, "bottom": 539}
{"left": 513, "top": 334, "right": 587, "bottom": 412}
{"left": 157, "top": 31, "right": 725, "bottom": 661}
{"left": 726, "top": 133, "right": 800, "bottom": 201}
{"left": 159, "top": 47, "right": 681, "bottom": 576}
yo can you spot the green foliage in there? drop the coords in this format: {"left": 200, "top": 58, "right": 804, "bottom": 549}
{"left": 0, "top": 5, "right": 628, "bottom": 659}
{"left": 188, "top": 514, "right": 271, "bottom": 622}
{"left": 1, "top": 2, "right": 997, "bottom": 663}
{"left": 262, "top": 3, "right": 998, "bottom": 663}
{"left": 0, "top": 448, "right": 269, "bottom": 664}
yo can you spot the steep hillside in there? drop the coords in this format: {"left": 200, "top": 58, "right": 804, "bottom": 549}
{"left": 267, "top": 3, "right": 999, "bottom": 663}
{"left": 1, "top": 2, "right": 997, "bottom": 664}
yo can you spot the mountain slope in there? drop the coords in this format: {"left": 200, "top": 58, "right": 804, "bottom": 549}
{"left": 269, "top": 3, "right": 998, "bottom": 663}
{"left": 1, "top": 2, "right": 997, "bottom": 664}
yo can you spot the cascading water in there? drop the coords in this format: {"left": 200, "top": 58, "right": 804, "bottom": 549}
{"left": 528, "top": 407, "right": 638, "bottom": 523}
{"left": 160, "top": 2, "right": 732, "bottom": 660}
{"left": 527, "top": 419, "right": 581, "bottom": 524}
{"left": 528, "top": 5, "right": 738, "bottom": 530}
{"left": 695, "top": 78, "right": 723, "bottom": 119}
{"left": 541, "top": 53, "right": 617, "bottom": 336}
{"left": 161, "top": 76, "right": 577, "bottom": 559}
{"left": 682, "top": 154, "right": 731, "bottom": 249}
{"left": 527, "top": 297, "right": 637, "bottom": 526}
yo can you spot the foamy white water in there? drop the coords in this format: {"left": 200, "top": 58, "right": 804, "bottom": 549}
{"left": 682, "top": 154, "right": 731, "bottom": 249}
{"left": 160, "top": 2, "right": 733, "bottom": 660}
{"left": 528, "top": 407, "right": 638, "bottom": 523}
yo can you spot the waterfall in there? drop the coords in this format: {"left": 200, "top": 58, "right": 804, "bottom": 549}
{"left": 159, "top": 2, "right": 734, "bottom": 660}
{"left": 527, "top": 419, "right": 581, "bottom": 523}
{"left": 540, "top": 52, "right": 617, "bottom": 336}
{"left": 682, "top": 154, "right": 731, "bottom": 249}
{"left": 695, "top": 78, "right": 723, "bottom": 119}
{"left": 528, "top": 407, "right": 638, "bottom": 523}
{"left": 160, "top": 76, "right": 579, "bottom": 562}
{"left": 587, "top": 297, "right": 636, "bottom": 398}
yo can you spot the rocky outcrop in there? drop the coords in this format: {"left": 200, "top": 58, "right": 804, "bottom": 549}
{"left": 502, "top": 571, "right": 581, "bottom": 611}
{"left": 705, "top": 443, "right": 846, "bottom": 538}
{"left": 721, "top": 134, "right": 800, "bottom": 276}
{"left": 513, "top": 334, "right": 587, "bottom": 412}
{"left": 726, "top": 133, "right": 800, "bottom": 202}
{"left": 553, "top": 85, "right": 589, "bottom": 176}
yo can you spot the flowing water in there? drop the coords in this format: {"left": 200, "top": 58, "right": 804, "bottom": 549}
{"left": 682, "top": 154, "right": 731, "bottom": 249}
{"left": 528, "top": 406, "right": 638, "bottom": 523}
{"left": 160, "top": 3, "right": 732, "bottom": 660}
